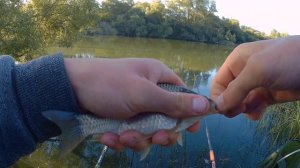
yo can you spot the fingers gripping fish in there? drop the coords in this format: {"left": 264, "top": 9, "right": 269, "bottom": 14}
{"left": 42, "top": 83, "right": 218, "bottom": 161}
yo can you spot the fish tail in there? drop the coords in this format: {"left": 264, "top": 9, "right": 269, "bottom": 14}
{"left": 42, "top": 110, "right": 86, "bottom": 158}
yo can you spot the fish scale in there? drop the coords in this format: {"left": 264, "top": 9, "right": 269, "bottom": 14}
{"left": 118, "top": 113, "right": 177, "bottom": 134}
{"left": 42, "top": 83, "right": 217, "bottom": 161}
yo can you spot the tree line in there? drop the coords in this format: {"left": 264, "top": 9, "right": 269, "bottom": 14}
{"left": 0, "top": 0, "right": 288, "bottom": 60}
{"left": 90, "top": 0, "right": 268, "bottom": 44}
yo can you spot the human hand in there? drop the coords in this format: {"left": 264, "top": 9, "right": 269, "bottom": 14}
{"left": 211, "top": 35, "right": 300, "bottom": 120}
{"left": 64, "top": 58, "right": 209, "bottom": 151}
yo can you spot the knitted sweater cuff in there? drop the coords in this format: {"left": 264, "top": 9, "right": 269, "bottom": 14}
{"left": 14, "top": 53, "right": 80, "bottom": 142}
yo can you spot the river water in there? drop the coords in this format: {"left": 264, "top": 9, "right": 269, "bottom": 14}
{"left": 14, "top": 36, "right": 269, "bottom": 168}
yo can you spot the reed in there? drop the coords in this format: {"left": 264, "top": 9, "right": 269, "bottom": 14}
{"left": 256, "top": 101, "right": 300, "bottom": 147}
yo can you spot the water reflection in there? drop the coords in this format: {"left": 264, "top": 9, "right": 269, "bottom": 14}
{"left": 48, "top": 36, "right": 230, "bottom": 71}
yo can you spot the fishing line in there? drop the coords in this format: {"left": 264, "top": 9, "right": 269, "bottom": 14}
{"left": 194, "top": 72, "right": 217, "bottom": 168}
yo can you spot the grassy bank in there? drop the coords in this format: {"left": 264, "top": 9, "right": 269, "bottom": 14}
{"left": 257, "top": 101, "right": 300, "bottom": 147}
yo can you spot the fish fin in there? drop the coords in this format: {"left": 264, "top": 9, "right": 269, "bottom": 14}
{"left": 139, "top": 145, "right": 152, "bottom": 161}
{"left": 90, "top": 134, "right": 103, "bottom": 142}
{"left": 177, "top": 132, "right": 183, "bottom": 146}
{"left": 175, "top": 116, "right": 202, "bottom": 132}
{"left": 42, "top": 110, "right": 86, "bottom": 158}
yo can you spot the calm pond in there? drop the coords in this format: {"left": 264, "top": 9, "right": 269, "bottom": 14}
{"left": 14, "top": 36, "right": 270, "bottom": 168}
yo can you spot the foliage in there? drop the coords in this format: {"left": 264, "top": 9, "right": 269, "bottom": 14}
{"left": 0, "top": 0, "right": 99, "bottom": 60}
{"left": 0, "top": 0, "right": 42, "bottom": 60}
{"left": 27, "top": 0, "right": 99, "bottom": 47}
{"left": 269, "top": 29, "right": 289, "bottom": 39}
{"left": 256, "top": 102, "right": 300, "bottom": 168}
{"left": 1, "top": 0, "right": 288, "bottom": 59}
{"left": 92, "top": 0, "right": 270, "bottom": 44}
{"left": 258, "top": 140, "right": 300, "bottom": 168}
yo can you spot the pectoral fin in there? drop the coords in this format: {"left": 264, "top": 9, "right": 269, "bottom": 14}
{"left": 139, "top": 145, "right": 152, "bottom": 161}
{"left": 177, "top": 132, "right": 183, "bottom": 146}
{"left": 90, "top": 134, "right": 103, "bottom": 142}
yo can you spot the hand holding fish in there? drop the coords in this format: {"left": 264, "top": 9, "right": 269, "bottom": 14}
{"left": 64, "top": 58, "right": 211, "bottom": 151}
{"left": 211, "top": 35, "right": 300, "bottom": 120}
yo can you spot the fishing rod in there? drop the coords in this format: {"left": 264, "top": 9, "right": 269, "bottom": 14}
{"left": 205, "top": 120, "right": 216, "bottom": 168}
{"left": 95, "top": 145, "right": 108, "bottom": 168}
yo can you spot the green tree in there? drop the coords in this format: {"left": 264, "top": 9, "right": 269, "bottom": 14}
{"left": 99, "top": 0, "right": 130, "bottom": 21}
{"left": 148, "top": 0, "right": 165, "bottom": 15}
{"left": 225, "top": 30, "right": 236, "bottom": 43}
{"left": 133, "top": 2, "right": 150, "bottom": 13}
{"left": 93, "top": 0, "right": 272, "bottom": 44}
{"left": 269, "top": 29, "right": 289, "bottom": 38}
{"left": 0, "top": 0, "right": 42, "bottom": 60}
{"left": 27, "top": 0, "right": 99, "bottom": 47}
{"left": 1, "top": 0, "right": 276, "bottom": 60}
{"left": 0, "top": 0, "right": 99, "bottom": 60}
{"left": 145, "top": 0, "right": 172, "bottom": 38}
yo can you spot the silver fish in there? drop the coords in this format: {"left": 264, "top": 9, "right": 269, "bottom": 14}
{"left": 42, "top": 83, "right": 218, "bottom": 161}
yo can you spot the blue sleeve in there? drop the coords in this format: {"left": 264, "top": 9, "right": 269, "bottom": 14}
{"left": 0, "top": 53, "right": 80, "bottom": 167}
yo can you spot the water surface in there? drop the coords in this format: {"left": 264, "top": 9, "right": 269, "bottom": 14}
{"left": 14, "top": 36, "right": 269, "bottom": 168}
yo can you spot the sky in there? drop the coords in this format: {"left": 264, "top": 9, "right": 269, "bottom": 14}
{"left": 213, "top": 0, "right": 300, "bottom": 35}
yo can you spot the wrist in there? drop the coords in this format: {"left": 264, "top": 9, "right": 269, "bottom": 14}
{"left": 63, "top": 58, "right": 95, "bottom": 113}
{"left": 64, "top": 59, "right": 81, "bottom": 98}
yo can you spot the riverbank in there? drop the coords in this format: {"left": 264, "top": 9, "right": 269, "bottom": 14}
{"left": 257, "top": 102, "right": 300, "bottom": 146}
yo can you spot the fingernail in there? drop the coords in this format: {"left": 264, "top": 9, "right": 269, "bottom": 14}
{"left": 156, "top": 136, "right": 169, "bottom": 145}
{"left": 127, "top": 139, "right": 138, "bottom": 147}
{"left": 192, "top": 97, "right": 208, "bottom": 114}
{"left": 104, "top": 139, "right": 116, "bottom": 146}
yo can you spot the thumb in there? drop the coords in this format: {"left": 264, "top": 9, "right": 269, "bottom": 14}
{"left": 216, "top": 62, "right": 260, "bottom": 113}
{"left": 136, "top": 82, "right": 210, "bottom": 118}
{"left": 162, "top": 92, "right": 211, "bottom": 118}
